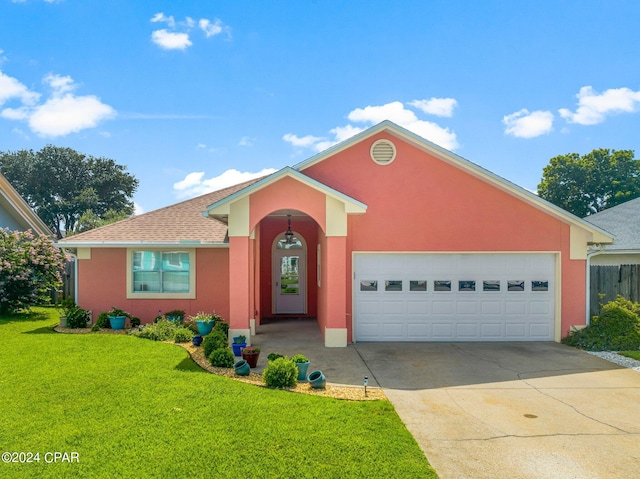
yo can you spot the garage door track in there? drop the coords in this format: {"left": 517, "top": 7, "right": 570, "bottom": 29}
{"left": 354, "top": 342, "right": 640, "bottom": 479}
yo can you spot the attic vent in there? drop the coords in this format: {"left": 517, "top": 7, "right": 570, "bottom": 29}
{"left": 370, "top": 139, "right": 396, "bottom": 165}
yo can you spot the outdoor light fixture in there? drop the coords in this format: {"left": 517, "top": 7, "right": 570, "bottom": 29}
{"left": 285, "top": 214, "right": 294, "bottom": 244}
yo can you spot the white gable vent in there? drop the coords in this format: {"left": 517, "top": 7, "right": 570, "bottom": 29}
{"left": 370, "top": 139, "right": 396, "bottom": 165}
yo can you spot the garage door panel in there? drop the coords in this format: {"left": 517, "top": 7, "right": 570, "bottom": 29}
{"left": 354, "top": 253, "right": 555, "bottom": 342}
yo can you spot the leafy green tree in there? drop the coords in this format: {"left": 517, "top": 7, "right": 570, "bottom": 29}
{"left": 538, "top": 149, "right": 640, "bottom": 217}
{"left": 0, "top": 146, "right": 138, "bottom": 238}
{"left": 0, "top": 229, "right": 67, "bottom": 314}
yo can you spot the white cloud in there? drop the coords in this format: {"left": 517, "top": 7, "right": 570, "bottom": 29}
{"left": 151, "top": 29, "right": 192, "bottom": 50}
{"left": 283, "top": 100, "right": 459, "bottom": 153}
{"left": 133, "top": 203, "right": 144, "bottom": 216}
{"left": 173, "top": 168, "right": 277, "bottom": 199}
{"left": 199, "top": 18, "right": 223, "bottom": 37}
{"left": 150, "top": 13, "right": 229, "bottom": 50}
{"left": 408, "top": 98, "right": 458, "bottom": 117}
{"left": 150, "top": 12, "right": 175, "bottom": 27}
{"left": 0, "top": 70, "right": 40, "bottom": 106}
{"left": 1, "top": 71, "right": 115, "bottom": 137}
{"left": 239, "top": 136, "right": 255, "bottom": 147}
{"left": 559, "top": 86, "right": 640, "bottom": 125}
{"left": 503, "top": 109, "right": 554, "bottom": 138}
{"left": 282, "top": 133, "right": 325, "bottom": 148}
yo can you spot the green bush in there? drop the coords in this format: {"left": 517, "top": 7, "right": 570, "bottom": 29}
{"left": 130, "top": 319, "right": 177, "bottom": 341}
{"left": 213, "top": 320, "right": 230, "bottom": 338}
{"left": 562, "top": 296, "right": 640, "bottom": 351}
{"left": 130, "top": 316, "right": 141, "bottom": 328}
{"left": 64, "top": 305, "right": 91, "bottom": 329}
{"left": 291, "top": 353, "right": 309, "bottom": 363}
{"left": 203, "top": 331, "right": 228, "bottom": 357}
{"left": 173, "top": 328, "right": 193, "bottom": 343}
{"left": 96, "top": 312, "right": 112, "bottom": 329}
{"left": 267, "top": 353, "right": 285, "bottom": 362}
{"left": 263, "top": 357, "right": 298, "bottom": 388}
{"left": 209, "top": 348, "right": 235, "bottom": 368}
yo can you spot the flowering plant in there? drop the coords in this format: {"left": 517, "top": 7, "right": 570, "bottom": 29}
{"left": 0, "top": 228, "right": 66, "bottom": 314}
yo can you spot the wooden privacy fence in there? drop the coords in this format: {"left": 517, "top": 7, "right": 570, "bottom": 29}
{"left": 589, "top": 264, "right": 640, "bottom": 318}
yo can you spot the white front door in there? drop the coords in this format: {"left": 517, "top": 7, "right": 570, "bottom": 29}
{"left": 273, "top": 242, "right": 306, "bottom": 314}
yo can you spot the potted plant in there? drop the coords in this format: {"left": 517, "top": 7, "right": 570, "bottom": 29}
{"left": 192, "top": 335, "right": 203, "bottom": 346}
{"left": 108, "top": 307, "right": 128, "bottom": 330}
{"left": 241, "top": 346, "right": 261, "bottom": 368}
{"left": 232, "top": 335, "right": 247, "bottom": 356}
{"left": 291, "top": 353, "right": 310, "bottom": 381}
{"left": 189, "top": 311, "right": 215, "bottom": 336}
{"left": 165, "top": 309, "right": 186, "bottom": 322}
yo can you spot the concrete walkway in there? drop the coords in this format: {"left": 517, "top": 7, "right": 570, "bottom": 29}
{"left": 252, "top": 320, "right": 640, "bottom": 479}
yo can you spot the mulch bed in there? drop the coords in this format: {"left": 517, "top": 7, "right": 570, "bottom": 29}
{"left": 54, "top": 325, "right": 386, "bottom": 401}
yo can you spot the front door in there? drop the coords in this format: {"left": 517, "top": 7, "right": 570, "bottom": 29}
{"left": 273, "top": 235, "right": 306, "bottom": 314}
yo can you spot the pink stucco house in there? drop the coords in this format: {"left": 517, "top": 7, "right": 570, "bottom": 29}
{"left": 58, "top": 121, "right": 612, "bottom": 346}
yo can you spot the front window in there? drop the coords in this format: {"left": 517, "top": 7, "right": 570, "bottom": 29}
{"left": 132, "top": 251, "right": 190, "bottom": 293}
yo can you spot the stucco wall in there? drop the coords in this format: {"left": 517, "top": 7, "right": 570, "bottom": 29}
{"left": 78, "top": 247, "right": 230, "bottom": 323}
{"left": 303, "top": 131, "right": 586, "bottom": 339}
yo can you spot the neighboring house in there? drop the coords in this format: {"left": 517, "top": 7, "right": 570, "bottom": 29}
{"left": 583, "top": 197, "right": 640, "bottom": 265}
{"left": 583, "top": 197, "right": 640, "bottom": 316}
{"left": 58, "top": 121, "right": 612, "bottom": 346}
{"left": 0, "top": 172, "right": 52, "bottom": 236}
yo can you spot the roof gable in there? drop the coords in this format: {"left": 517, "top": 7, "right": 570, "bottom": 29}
{"left": 295, "top": 120, "right": 612, "bottom": 244}
{"left": 0, "top": 173, "right": 52, "bottom": 237}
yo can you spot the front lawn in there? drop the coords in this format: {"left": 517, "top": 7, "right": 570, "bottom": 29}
{"left": 0, "top": 308, "right": 437, "bottom": 478}
{"left": 619, "top": 350, "right": 640, "bottom": 361}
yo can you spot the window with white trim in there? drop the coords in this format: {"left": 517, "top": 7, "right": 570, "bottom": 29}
{"left": 132, "top": 251, "right": 191, "bottom": 293}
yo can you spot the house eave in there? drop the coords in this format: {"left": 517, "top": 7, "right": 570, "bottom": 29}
{"left": 55, "top": 240, "right": 229, "bottom": 248}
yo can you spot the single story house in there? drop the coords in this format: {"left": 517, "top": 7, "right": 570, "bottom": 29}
{"left": 0, "top": 172, "right": 52, "bottom": 236}
{"left": 58, "top": 121, "right": 613, "bottom": 346}
{"left": 583, "top": 197, "right": 640, "bottom": 266}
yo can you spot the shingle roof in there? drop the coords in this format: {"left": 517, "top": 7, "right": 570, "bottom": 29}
{"left": 58, "top": 178, "right": 261, "bottom": 245}
{"left": 583, "top": 197, "right": 640, "bottom": 251}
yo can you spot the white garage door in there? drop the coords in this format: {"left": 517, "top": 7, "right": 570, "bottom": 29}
{"left": 354, "top": 253, "right": 555, "bottom": 342}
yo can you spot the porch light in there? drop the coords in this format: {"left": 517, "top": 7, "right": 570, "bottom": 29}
{"left": 285, "top": 215, "right": 294, "bottom": 244}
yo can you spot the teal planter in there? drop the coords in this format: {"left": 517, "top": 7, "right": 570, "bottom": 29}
{"left": 308, "top": 370, "right": 326, "bottom": 389}
{"left": 166, "top": 315, "right": 184, "bottom": 323}
{"left": 234, "top": 359, "right": 250, "bottom": 376}
{"left": 296, "top": 361, "right": 310, "bottom": 381}
{"left": 196, "top": 320, "right": 214, "bottom": 336}
{"left": 109, "top": 315, "right": 126, "bottom": 330}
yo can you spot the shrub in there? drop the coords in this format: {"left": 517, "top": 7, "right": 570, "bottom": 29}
{"left": 213, "top": 320, "right": 229, "bottom": 338}
{"left": 291, "top": 353, "right": 309, "bottom": 363}
{"left": 65, "top": 305, "right": 91, "bottom": 329}
{"left": 562, "top": 296, "right": 640, "bottom": 351}
{"left": 267, "top": 353, "right": 285, "bottom": 362}
{"left": 130, "top": 319, "right": 177, "bottom": 341}
{"left": 130, "top": 316, "right": 141, "bottom": 328}
{"left": 96, "top": 312, "right": 112, "bottom": 329}
{"left": 203, "top": 331, "right": 228, "bottom": 357}
{"left": 263, "top": 357, "right": 298, "bottom": 388}
{"left": 0, "top": 228, "right": 67, "bottom": 314}
{"left": 209, "top": 348, "right": 234, "bottom": 368}
{"left": 173, "top": 328, "right": 193, "bottom": 343}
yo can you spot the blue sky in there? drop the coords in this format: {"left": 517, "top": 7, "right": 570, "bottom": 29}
{"left": 1, "top": 0, "right": 639, "bottom": 214}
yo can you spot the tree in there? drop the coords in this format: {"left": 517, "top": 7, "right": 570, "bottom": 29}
{"left": 0, "top": 146, "right": 138, "bottom": 238}
{"left": 0, "top": 229, "right": 67, "bottom": 314}
{"left": 537, "top": 148, "right": 640, "bottom": 217}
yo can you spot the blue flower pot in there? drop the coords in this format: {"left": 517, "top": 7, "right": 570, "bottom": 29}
{"left": 109, "top": 315, "right": 126, "bottom": 330}
{"left": 232, "top": 342, "right": 246, "bottom": 357}
{"left": 192, "top": 335, "right": 203, "bottom": 346}
{"left": 234, "top": 359, "right": 251, "bottom": 376}
{"left": 166, "top": 315, "right": 184, "bottom": 323}
{"left": 196, "top": 320, "right": 214, "bottom": 336}
{"left": 308, "top": 370, "right": 326, "bottom": 389}
{"left": 296, "top": 361, "right": 310, "bottom": 381}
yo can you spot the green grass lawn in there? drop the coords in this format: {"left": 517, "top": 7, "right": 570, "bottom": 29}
{"left": 619, "top": 350, "right": 640, "bottom": 360}
{"left": 0, "top": 308, "right": 437, "bottom": 479}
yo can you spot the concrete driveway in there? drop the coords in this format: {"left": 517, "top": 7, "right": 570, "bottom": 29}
{"left": 353, "top": 342, "right": 640, "bottom": 479}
